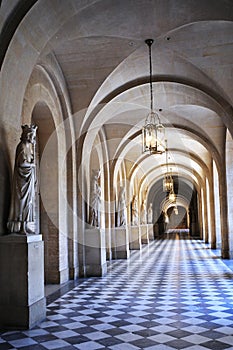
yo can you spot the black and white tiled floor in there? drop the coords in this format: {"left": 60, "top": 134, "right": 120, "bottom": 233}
{"left": 1, "top": 234, "right": 233, "bottom": 349}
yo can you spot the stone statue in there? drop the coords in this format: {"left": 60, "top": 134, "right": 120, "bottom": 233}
{"left": 131, "top": 195, "right": 139, "bottom": 225}
{"left": 148, "top": 202, "right": 153, "bottom": 224}
{"left": 140, "top": 199, "right": 147, "bottom": 224}
{"left": 7, "top": 124, "right": 38, "bottom": 234}
{"left": 89, "top": 169, "right": 101, "bottom": 227}
{"left": 117, "top": 186, "right": 126, "bottom": 226}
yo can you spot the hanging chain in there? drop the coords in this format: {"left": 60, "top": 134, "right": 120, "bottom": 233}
{"left": 149, "top": 41, "right": 153, "bottom": 113}
{"left": 145, "top": 39, "right": 154, "bottom": 114}
{"left": 166, "top": 140, "right": 169, "bottom": 173}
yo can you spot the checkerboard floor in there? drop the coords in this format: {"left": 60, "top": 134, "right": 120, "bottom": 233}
{"left": 1, "top": 234, "right": 233, "bottom": 349}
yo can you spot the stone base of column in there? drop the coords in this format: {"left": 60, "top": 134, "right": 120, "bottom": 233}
{"left": 45, "top": 267, "right": 69, "bottom": 284}
{"left": 69, "top": 266, "right": 79, "bottom": 280}
{"left": 148, "top": 224, "right": 154, "bottom": 240}
{"left": 113, "top": 227, "right": 130, "bottom": 259}
{"left": 221, "top": 248, "right": 229, "bottom": 259}
{"left": 85, "top": 228, "right": 107, "bottom": 277}
{"left": 0, "top": 297, "right": 46, "bottom": 330}
{"left": 0, "top": 234, "right": 46, "bottom": 329}
{"left": 105, "top": 228, "right": 112, "bottom": 261}
{"left": 129, "top": 226, "right": 141, "bottom": 250}
{"left": 154, "top": 223, "right": 159, "bottom": 238}
{"left": 229, "top": 250, "right": 233, "bottom": 259}
{"left": 210, "top": 242, "right": 216, "bottom": 250}
{"left": 141, "top": 225, "right": 149, "bottom": 244}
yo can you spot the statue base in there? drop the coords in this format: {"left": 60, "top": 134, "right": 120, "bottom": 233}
{"left": 0, "top": 234, "right": 46, "bottom": 329}
{"left": 129, "top": 226, "right": 141, "bottom": 250}
{"left": 141, "top": 224, "right": 149, "bottom": 244}
{"left": 148, "top": 224, "right": 154, "bottom": 240}
{"left": 85, "top": 228, "right": 107, "bottom": 277}
{"left": 112, "top": 227, "right": 130, "bottom": 259}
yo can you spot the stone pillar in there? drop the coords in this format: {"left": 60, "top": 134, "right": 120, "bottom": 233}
{"left": 209, "top": 163, "right": 216, "bottom": 249}
{"left": 104, "top": 162, "right": 112, "bottom": 261}
{"left": 197, "top": 189, "right": 203, "bottom": 239}
{"left": 219, "top": 172, "right": 229, "bottom": 259}
{"left": 111, "top": 228, "right": 117, "bottom": 259}
{"left": 154, "top": 223, "right": 159, "bottom": 238}
{"left": 68, "top": 236, "right": 79, "bottom": 280}
{"left": 129, "top": 226, "right": 141, "bottom": 250}
{"left": 141, "top": 225, "right": 149, "bottom": 244}
{"left": 105, "top": 228, "right": 112, "bottom": 260}
{"left": 0, "top": 234, "right": 46, "bottom": 329}
{"left": 113, "top": 227, "right": 130, "bottom": 259}
{"left": 85, "top": 228, "right": 107, "bottom": 276}
{"left": 148, "top": 224, "right": 154, "bottom": 240}
{"left": 203, "top": 182, "right": 209, "bottom": 243}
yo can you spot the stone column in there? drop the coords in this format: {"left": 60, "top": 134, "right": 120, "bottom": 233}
{"left": 197, "top": 189, "right": 203, "bottom": 240}
{"left": 67, "top": 147, "right": 79, "bottom": 280}
{"left": 153, "top": 223, "right": 159, "bottom": 238}
{"left": 219, "top": 171, "right": 229, "bottom": 259}
{"left": 0, "top": 234, "right": 46, "bottom": 329}
{"left": 104, "top": 162, "right": 112, "bottom": 261}
{"left": 209, "top": 163, "right": 216, "bottom": 249}
{"left": 203, "top": 181, "right": 209, "bottom": 243}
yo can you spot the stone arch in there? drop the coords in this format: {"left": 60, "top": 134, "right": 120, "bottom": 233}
{"left": 22, "top": 65, "right": 70, "bottom": 284}
{"left": 32, "top": 102, "right": 60, "bottom": 284}
{"left": 162, "top": 195, "right": 190, "bottom": 232}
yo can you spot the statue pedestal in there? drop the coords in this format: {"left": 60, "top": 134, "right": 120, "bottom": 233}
{"left": 129, "top": 226, "right": 141, "bottom": 250}
{"left": 141, "top": 225, "right": 149, "bottom": 244}
{"left": 0, "top": 234, "right": 46, "bottom": 329}
{"left": 148, "top": 224, "right": 154, "bottom": 240}
{"left": 112, "top": 227, "right": 130, "bottom": 259}
{"left": 85, "top": 228, "right": 107, "bottom": 277}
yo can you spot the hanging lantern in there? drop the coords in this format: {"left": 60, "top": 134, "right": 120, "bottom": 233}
{"left": 142, "top": 39, "right": 166, "bottom": 155}
{"left": 163, "top": 141, "right": 173, "bottom": 191}
{"left": 163, "top": 175, "right": 173, "bottom": 192}
{"left": 164, "top": 213, "right": 169, "bottom": 223}
{"left": 169, "top": 189, "right": 176, "bottom": 202}
{"left": 174, "top": 206, "right": 178, "bottom": 215}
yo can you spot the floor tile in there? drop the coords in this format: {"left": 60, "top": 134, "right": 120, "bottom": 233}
{"left": 2, "top": 236, "right": 233, "bottom": 350}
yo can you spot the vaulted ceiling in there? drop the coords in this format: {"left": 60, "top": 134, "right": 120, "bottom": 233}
{"left": 1, "top": 0, "right": 233, "bottom": 197}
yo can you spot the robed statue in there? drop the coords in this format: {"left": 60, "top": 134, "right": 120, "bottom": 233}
{"left": 117, "top": 186, "right": 126, "bottom": 226}
{"left": 7, "top": 124, "right": 38, "bottom": 234}
{"left": 148, "top": 202, "right": 153, "bottom": 224}
{"left": 89, "top": 169, "right": 101, "bottom": 227}
{"left": 140, "top": 199, "right": 147, "bottom": 224}
{"left": 131, "top": 195, "right": 139, "bottom": 226}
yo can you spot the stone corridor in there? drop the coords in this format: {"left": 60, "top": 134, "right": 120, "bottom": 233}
{"left": 1, "top": 235, "right": 233, "bottom": 349}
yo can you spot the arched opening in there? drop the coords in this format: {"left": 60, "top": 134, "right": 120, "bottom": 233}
{"left": 147, "top": 176, "right": 199, "bottom": 238}
{"left": 166, "top": 205, "right": 188, "bottom": 230}
{"left": 32, "top": 102, "right": 59, "bottom": 285}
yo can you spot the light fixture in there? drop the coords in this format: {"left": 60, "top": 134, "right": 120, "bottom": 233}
{"left": 169, "top": 189, "right": 176, "bottom": 202}
{"left": 174, "top": 206, "right": 178, "bottom": 215}
{"left": 163, "top": 140, "right": 174, "bottom": 192}
{"left": 142, "top": 39, "right": 166, "bottom": 155}
{"left": 164, "top": 213, "right": 169, "bottom": 224}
